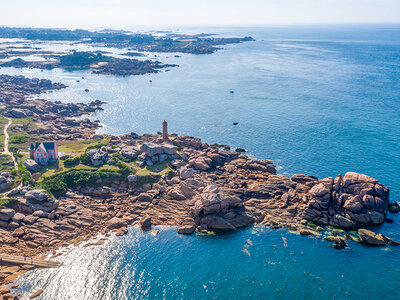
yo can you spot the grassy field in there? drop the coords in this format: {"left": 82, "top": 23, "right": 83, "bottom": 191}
{"left": 0, "top": 154, "right": 14, "bottom": 173}
{"left": 58, "top": 139, "right": 109, "bottom": 155}
{"left": 134, "top": 159, "right": 174, "bottom": 176}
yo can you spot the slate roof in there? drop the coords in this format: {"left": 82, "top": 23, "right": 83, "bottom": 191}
{"left": 34, "top": 142, "right": 55, "bottom": 151}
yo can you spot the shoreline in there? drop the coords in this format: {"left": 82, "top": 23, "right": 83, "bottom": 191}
{"left": 0, "top": 67, "right": 399, "bottom": 298}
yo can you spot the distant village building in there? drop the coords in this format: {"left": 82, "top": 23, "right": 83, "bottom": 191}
{"left": 29, "top": 142, "right": 58, "bottom": 165}
{"left": 162, "top": 120, "right": 169, "bottom": 140}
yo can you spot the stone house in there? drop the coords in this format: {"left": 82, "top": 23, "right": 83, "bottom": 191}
{"left": 29, "top": 142, "right": 59, "bottom": 165}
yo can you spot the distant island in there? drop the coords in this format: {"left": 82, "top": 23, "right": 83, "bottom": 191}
{"left": 0, "top": 27, "right": 254, "bottom": 76}
{"left": 0, "top": 27, "right": 254, "bottom": 54}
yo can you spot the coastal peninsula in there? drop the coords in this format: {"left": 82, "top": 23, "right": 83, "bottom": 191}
{"left": 0, "top": 73, "right": 399, "bottom": 297}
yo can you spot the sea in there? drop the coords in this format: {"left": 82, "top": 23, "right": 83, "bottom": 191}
{"left": 1, "top": 25, "right": 400, "bottom": 299}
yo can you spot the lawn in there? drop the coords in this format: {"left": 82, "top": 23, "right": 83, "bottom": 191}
{"left": 37, "top": 158, "right": 120, "bottom": 181}
{"left": 58, "top": 139, "right": 109, "bottom": 155}
{"left": 127, "top": 159, "right": 173, "bottom": 177}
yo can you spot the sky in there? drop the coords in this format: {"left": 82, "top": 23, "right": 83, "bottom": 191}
{"left": 0, "top": 0, "right": 399, "bottom": 29}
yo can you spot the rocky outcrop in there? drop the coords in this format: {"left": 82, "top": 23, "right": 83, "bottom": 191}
{"left": 25, "top": 189, "right": 49, "bottom": 202}
{"left": 358, "top": 229, "right": 387, "bottom": 246}
{"left": 0, "top": 209, "right": 15, "bottom": 222}
{"left": 188, "top": 188, "right": 259, "bottom": 232}
{"left": 24, "top": 159, "right": 40, "bottom": 172}
{"left": 9, "top": 108, "right": 27, "bottom": 118}
{"left": 0, "top": 173, "right": 14, "bottom": 190}
{"left": 141, "top": 143, "right": 164, "bottom": 157}
{"left": 86, "top": 147, "right": 108, "bottom": 166}
{"left": 139, "top": 216, "right": 151, "bottom": 229}
{"left": 388, "top": 202, "right": 400, "bottom": 213}
{"left": 303, "top": 172, "right": 389, "bottom": 228}
{"left": 179, "top": 167, "right": 194, "bottom": 180}
{"left": 120, "top": 146, "right": 138, "bottom": 159}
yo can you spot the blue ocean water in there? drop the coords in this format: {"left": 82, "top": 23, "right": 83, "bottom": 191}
{"left": 2, "top": 25, "right": 400, "bottom": 299}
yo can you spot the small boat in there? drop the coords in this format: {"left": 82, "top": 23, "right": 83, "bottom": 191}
{"left": 233, "top": 122, "right": 239, "bottom": 125}
{"left": 149, "top": 79, "right": 152, "bottom": 82}
{"left": 230, "top": 90, "right": 234, "bottom": 94}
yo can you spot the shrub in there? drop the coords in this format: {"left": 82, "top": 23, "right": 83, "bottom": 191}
{"left": 79, "top": 153, "right": 92, "bottom": 166}
{"left": 112, "top": 152, "right": 135, "bottom": 163}
{"left": 10, "top": 168, "right": 18, "bottom": 176}
{"left": 21, "top": 170, "right": 34, "bottom": 185}
{"left": 10, "top": 135, "right": 29, "bottom": 144}
{"left": 64, "top": 156, "right": 80, "bottom": 167}
{"left": 41, "top": 169, "right": 128, "bottom": 196}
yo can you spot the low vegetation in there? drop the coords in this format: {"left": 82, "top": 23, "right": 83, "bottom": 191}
{"left": 10, "top": 134, "right": 29, "bottom": 144}
{"left": 41, "top": 169, "right": 130, "bottom": 196}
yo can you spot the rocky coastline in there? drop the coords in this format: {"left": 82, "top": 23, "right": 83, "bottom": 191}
{"left": 0, "top": 52, "right": 177, "bottom": 76}
{"left": 0, "top": 74, "right": 399, "bottom": 298}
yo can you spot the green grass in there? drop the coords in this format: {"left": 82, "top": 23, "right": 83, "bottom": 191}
{"left": 139, "top": 159, "right": 173, "bottom": 176}
{"left": 58, "top": 139, "right": 109, "bottom": 155}
{"left": 0, "top": 198, "right": 17, "bottom": 208}
{"left": 0, "top": 154, "right": 13, "bottom": 173}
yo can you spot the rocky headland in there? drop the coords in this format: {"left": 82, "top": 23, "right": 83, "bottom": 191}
{"left": 0, "top": 52, "right": 177, "bottom": 76}
{"left": 0, "top": 74, "right": 399, "bottom": 298}
{"left": 0, "top": 27, "right": 254, "bottom": 55}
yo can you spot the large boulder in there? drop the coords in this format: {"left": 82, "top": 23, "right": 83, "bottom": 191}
{"left": 179, "top": 167, "right": 194, "bottom": 180}
{"left": 128, "top": 174, "right": 138, "bottom": 183}
{"left": 120, "top": 146, "right": 138, "bottom": 159}
{"left": 303, "top": 173, "right": 389, "bottom": 228}
{"left": 0, "top": 174, "right": 13, "bottom": 190}
{"left": 358, "top": 229, "right": 387, "bottom": 246}
{"left": 86, "top": 148, "right": 108, "bottom": 166}
{"left": 162, "top": 144, "right": 177, "bottom": 155}
{"left": 137, "top": 193, "right": 153, "bottom": 202}
{"left": 106, "top": 217, "right": 127, "bottom": 230}
{"left": 24, "top": 158, "right": 40, "bottom": 172}
{"left": 200, "top": 215, "right": 236, "bottom": 231}
{"left": 141, "top": 143, "right": 163, "bottom": 157}
{"left": 189, "top": 157, "right": 211, "bottom": 171}
{"left": 139, "top": 216, "right": 151, "bottom": 229}
{"left": 388, "top": 202, "right": 400, "bottom": 213}
{"left": 177, "top": 224, "right": 195, "bottom": 235}
{"left": 25, "top": 189, "right": 49, "bottom": 202}
{"left": 9, "top": 108, "right": 26, "bottom": 118}
{"left": 0, "top": 208, "right": 15, "bottom": 221}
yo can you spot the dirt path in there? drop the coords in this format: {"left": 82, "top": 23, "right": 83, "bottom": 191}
{"left": 1, "top": 118, "right": 22, "bottom": 196}
{"left": 2, "top": 118, "right": 18, "bottom": 170}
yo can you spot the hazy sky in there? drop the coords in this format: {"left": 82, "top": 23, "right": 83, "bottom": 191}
{"left": 1, "top": 0, "right": 399, "bottom": 28}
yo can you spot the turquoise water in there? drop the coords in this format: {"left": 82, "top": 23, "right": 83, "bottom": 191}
{"left": 12, "top": 227, "right": 400, "bottom": 299}
{"left": 2, "top": 25, "right": 400, "bottom": 299}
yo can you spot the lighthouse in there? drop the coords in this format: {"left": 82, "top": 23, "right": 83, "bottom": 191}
{"left": 162, "top": 120, "right": 169, "bottom": 140}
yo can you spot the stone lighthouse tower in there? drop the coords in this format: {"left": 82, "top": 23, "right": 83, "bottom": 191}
{"left": 162, "top": 120, "right": 169, "bottom": 140}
